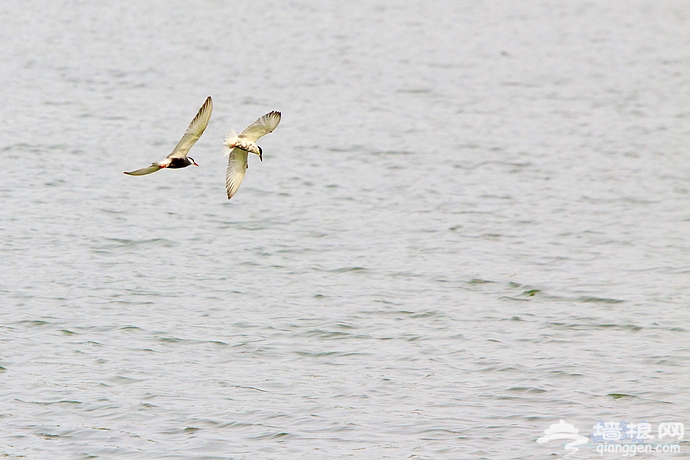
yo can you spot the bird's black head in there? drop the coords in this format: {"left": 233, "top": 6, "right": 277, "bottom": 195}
{"left": 189, "top": 157, "right": 199, "bottom": 167}
{"left": 258, "top": 146, "right": 263, "bottom": 162}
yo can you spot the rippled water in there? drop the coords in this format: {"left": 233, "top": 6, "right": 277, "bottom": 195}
{"left": 1, "top": 1, "right": 688, "bottom": 458}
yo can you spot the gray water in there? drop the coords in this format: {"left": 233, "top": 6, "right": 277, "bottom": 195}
{"left": 1, "top": 1, "right": 689, "bottom": 458}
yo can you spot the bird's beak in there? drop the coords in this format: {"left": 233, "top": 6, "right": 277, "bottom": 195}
{"left": 193, "top": 160, "right": 199, "bottom": 167}
{"left": 259, "top": 152, "right": 263, "bottom": 162}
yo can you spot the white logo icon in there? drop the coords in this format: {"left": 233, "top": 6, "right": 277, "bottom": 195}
{"left": 536, "top": 420, "right": 589, "bottom": 454}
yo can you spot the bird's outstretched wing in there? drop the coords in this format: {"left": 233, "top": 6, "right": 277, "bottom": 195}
{"left": 238, "top": 111, "right": 281, "bottom": 142}
{"left": 224, "top": 146, "right": 249, "bottom": 199}
{"left": 168, "top": 96, "right": 213, "bottom": 159}
{"left": 124, "top": 164, "right": 162, "bottom": 176}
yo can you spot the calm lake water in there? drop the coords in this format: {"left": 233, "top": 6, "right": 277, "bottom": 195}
{"left": 1, "top": 1, "right": 688, "bottom": 458}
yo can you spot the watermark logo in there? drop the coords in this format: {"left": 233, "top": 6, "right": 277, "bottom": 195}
{"left": 536, "top": 420, "right": 589, "bottom": 454}
{"left": 537, "top": 420, "right": 684, "bottom": 456}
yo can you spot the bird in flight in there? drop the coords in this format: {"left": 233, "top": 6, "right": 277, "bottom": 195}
{"left": 124, "top": 96, "right": 213, "bottom": 176}
{"left": 223, "top": 110, "right": 281, "bottom": 199}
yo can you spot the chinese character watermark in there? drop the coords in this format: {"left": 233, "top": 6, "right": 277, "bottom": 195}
{"left": 658, "top": 422, "right": 684, "bottom": 441}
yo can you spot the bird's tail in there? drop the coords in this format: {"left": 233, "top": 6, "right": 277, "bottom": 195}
{"left": 224, "top": 128, "right": 238, "bottom": 144}
{"left": 222, "top": 129, "right": 239, "bottom": 157}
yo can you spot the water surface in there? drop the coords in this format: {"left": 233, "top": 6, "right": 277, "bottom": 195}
{"left": 0, "top": 1, "right": 688, "bottom": 458}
